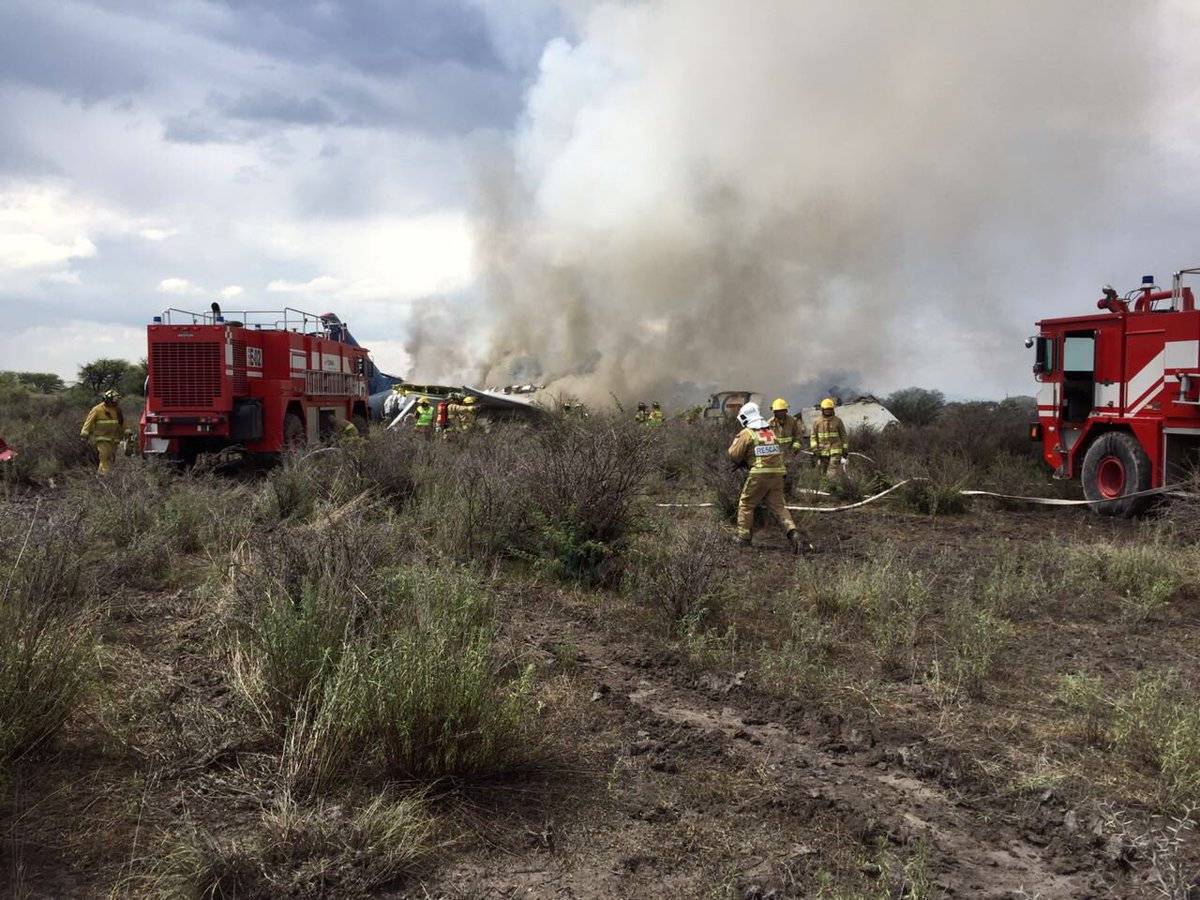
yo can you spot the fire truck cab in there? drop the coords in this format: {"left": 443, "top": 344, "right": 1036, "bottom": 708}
{"left": 1031, "top": 268, "right": 1200, "bottom": 515}
{"left": 140, "top": 305, "right": 371, "bottom": 462}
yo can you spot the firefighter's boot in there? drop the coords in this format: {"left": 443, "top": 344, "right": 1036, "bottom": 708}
{"left": 786, "top": 528, "right": 801, "bottom": 554}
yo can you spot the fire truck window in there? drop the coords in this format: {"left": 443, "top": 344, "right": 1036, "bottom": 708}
{"left": 1063, "top": 336, "right": 1094, "bottom": 373}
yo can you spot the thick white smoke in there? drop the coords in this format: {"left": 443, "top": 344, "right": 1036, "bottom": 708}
{"left": 471, "top": 0, "right": 1187, "bottom": 404}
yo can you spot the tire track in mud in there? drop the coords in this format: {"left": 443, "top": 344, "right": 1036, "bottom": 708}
{"left": 579, "top": 645, "right": 1100, "bottom": 898}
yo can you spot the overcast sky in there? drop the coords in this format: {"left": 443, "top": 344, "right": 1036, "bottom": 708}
{"left": 4, "top": 1, "right": 1200, "bottom": 399}
{"left": 0, "top": 0, "right": 566, "bottom": 381}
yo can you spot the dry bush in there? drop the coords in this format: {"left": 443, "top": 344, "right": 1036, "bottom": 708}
{"left": 650, "top": 420, "right": 730, "bottom": 490}
{"left": 351, "top": 429, "right": 420, "bottom": 510}
{"left": 409, "top": 417, "right": 655, "bottom": 584}
{"left": 151, "top": 792, "right": 433, "bottom": 899}
{"left": 626, "top": 523, "right": 727, "bottom": 626}
{"left": 515, "top": 416, "right": 656, "bottom": 583}
{"left": 0, "top": 511, "right": 97, "bottom": 768}
{"left": 0, "top": 383, "right": 97, "bottom": 486}
{"left": 73, "top": 462, "right": 255, "bottom": 590}
{"left": 405, "top": 430, "right": 526, "bottom": 561}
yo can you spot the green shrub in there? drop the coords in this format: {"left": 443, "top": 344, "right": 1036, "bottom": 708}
{"left": 1111, "top": 670, "right": 1200, "bottom": 808}
{"left": 794, "top": 554, "right": 895, "bottom": 619}
{"left": 1055, "top": 672, "right": 1108, "bottom": 746}
{"left": 1060, "top": 542, "right": 1182, "bottom": 623}
{"left": 231, "top": 549, "right": 537, "bottom": 787}
{"left": 940, "top": 598, "right": 1014, "bottom": 698}
{"left": 757, "top": 604, "right": 837, "bottom": 698}
{"left": 866, "top": 570, "right": 931, "bottom": 678}
{"left": 353, "top": 567, "right": 535, "bottom": 779}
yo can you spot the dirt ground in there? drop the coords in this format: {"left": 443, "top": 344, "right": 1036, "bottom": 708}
{"left": 3, "top": 494, "right": 1199, "bottom": 898}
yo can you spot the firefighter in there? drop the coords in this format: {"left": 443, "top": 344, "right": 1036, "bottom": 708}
{"left": 810, "top": 397, "right": 848, "bottom": 478}
{"left": 80, "top": 389, "right": 128, "bottom": 475}
{"left": 447, "top": 394, "right": 478, "bottom": 434}
{"left": 339, "top": 418, "right": 364, "bottom": 448}
{"left": 648, "top": 401, "right": 665, "bottom": 427}
{"left": 413, "top": 396, "right": 434, "bottom": 439}
{"left": 727, "top": 401, "right": 801, "bottom": 551}
{"left": 769, "top": 397, "right": 805, "bottom": 496}
{"left": 634, "top": 402, "right": 649, "bottom": 424}
{"left": 382, "top": 385, "right": 406, "bottom": 421}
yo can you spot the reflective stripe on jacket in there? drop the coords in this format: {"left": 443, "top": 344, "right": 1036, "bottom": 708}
{"left": 810, "top": 415, "right": 847, "bottom": 456}
{"left": 727, "top": 426, "right": 787, "bottom": 475}
{"left": 447, "top": 403, "right": 477, "bottom": 431}
{"left": 769, "top": 413, "right": 804, "bottom": 450}
{"left": 81, "top": 402, "right": 124, "bottom": 443}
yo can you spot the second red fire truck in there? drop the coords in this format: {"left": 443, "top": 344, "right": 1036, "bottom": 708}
{"left": 1031, "top": 267, "right": 1200, "bottom": 515}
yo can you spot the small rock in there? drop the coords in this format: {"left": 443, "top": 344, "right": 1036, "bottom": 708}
{"left": 1063, "top": 810, "right": 1079, "bottom": 835}
{"left": 590, "top": 684, "right": 611, "bottom": 702}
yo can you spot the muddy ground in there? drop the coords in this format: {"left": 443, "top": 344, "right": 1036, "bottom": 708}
{"left": 3, "top": 494, "right": 1199, "bottom": 898}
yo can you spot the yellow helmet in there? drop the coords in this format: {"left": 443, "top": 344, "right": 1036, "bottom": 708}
{"left": 463, "top": 396, "right": 476, "bottom": 406}
{"left": 418, "top": 396, "right": 428, "bottom": 404}
{"left": 771, "top": 398, "right": 788, "bottom": 411}
{"left": 820, "top": 398, "right": 835, "bottom": 410}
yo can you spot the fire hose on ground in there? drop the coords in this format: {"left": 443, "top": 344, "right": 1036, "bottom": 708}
{"left": 656, "top": 479, "right": 1200, "bottom": 514}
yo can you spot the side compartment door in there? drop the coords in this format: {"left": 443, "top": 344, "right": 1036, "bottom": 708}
{"left": 1092, "top": 322, "right": 1122, "bottom": 413}
{"left": 1123, "top": 320, "right": 1165, "bottom": 416}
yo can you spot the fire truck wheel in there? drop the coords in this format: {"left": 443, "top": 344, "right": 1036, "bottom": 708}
{"left": 283, "top": 413, "right": 306, "bottom": 452}
{"left": 1080, "top": 431, "right": 1152, "bottom": 517}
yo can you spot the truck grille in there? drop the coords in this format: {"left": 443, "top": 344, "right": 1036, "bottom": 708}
{"left": 151, "top": 342, "right": 222, "bottom": 408}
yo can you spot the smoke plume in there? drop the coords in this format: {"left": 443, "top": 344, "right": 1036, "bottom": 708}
{"left": 468, "top": 0, "right": 1180, "bottom": 404}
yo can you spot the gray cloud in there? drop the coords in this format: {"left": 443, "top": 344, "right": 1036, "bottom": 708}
{"left": 0, "top": 2, "right": 149, "bottom": 103}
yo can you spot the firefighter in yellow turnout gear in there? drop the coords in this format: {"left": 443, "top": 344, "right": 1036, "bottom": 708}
{"left": 727, "top": 401, "right": 801, "bottom": 551}
{"left": 413, "top": 397, "right": 435, "bottom": 439}
{"left": 648, "top": 402, "right": 664, "bottom": 427}
{"left": 769, "top": 397, "right": 805, "bottom": 496}
{"left": 446, "top": 395, "right": 478, "bottom": 434}
{"left": 339, "top": 418, "right": 364, "bottom": 449}
{"left": 80, "top": 389, "right": 128, "bottom": 475}
{"left": 810, "top": 398, "right": 848, "bottom": 477}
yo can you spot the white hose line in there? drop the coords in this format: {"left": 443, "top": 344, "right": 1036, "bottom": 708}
{"left": 655, "top": 480, "right": 1199, "bottom": 514}
{"left": 784, "top": 479, "right": 919, "bottom": 512}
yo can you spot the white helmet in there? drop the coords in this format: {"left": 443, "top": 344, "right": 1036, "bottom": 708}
{"left": 737, "top": 401, "right": 769, "bottom": 430}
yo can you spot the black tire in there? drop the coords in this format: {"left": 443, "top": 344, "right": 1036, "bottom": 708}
{"left": 351, "top": 413, "right": 368, "bottom": 436}
{"left": 1080, "top": 431, "right": 1152, "bottom": 517}
{"left": 283, "top": 413, "right": 306, "bottom": 453}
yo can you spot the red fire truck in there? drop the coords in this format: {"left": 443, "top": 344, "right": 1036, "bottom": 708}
{"left": 1031, "top": 267, "right": 1200, "bottom": 515}
{"left": 140, "top": 305, "right": 371, "bottom": 462}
